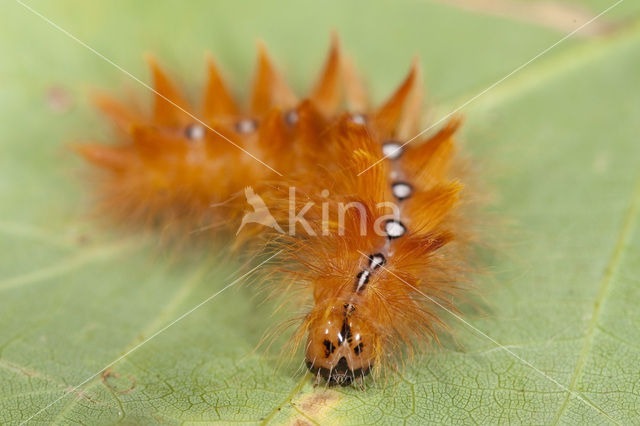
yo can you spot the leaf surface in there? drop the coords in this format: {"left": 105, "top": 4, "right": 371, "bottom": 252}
{"left": 1, "top": 0, "right": 639, "bottom": 424}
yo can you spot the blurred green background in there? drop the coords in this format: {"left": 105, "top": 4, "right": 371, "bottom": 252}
{"left": 1, "top": 0, "right": 639, "bottom": 424}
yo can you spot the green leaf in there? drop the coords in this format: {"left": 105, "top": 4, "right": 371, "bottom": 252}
{"left": 1, "top": 0, "right": 639, "bottom": 424}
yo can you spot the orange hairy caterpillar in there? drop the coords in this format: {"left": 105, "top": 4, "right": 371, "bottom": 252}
{"left": 75, "top": 36, "right": 474, "bottom": 387}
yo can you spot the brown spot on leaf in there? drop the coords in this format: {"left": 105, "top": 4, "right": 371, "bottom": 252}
{"left": 289, "top": 390, "right": 339, "bottom": 424}
{"left": 101, "top": 368, "right": 135, "bottom": 394}
{"left": 299, "top": 391, "right": 338, "bottom": 413}
{"left": 46, "top": 86, "right": 73, "bottom": 113}
{"left": 76, "top": 234, "right": 90, "bottom": 245}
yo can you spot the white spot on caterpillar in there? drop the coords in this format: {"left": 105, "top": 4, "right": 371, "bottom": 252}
{"left": 384, "top": 220, "right": 406, "bottom": 239}
{"left": 185, "top": 124, "right": 205, "bottom": 141}
{"left": 356, "top": 270, "right": 370, "bottom": 293}
{"left": 382, "top": 142, "right": 403, "bottom": 160}
{"left": 368, "top": 253, "right": 386, "bottom": 269}
{"left": 285, "top": 110, "right": 299, "bottom": 125}
{"left": 392, "top": 182, "right": 412, "bottom": 200}
{"left": 236, "top": 119, "right": 258, "bottom": 133}
{"left": 351, "top": 114, "right": 366, "bottom": 125}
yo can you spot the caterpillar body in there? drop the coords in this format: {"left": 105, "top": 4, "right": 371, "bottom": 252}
{"left": 76, "top": 36, "right": 473, "bottom": 387}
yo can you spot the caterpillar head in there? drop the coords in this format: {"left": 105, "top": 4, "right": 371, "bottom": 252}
{"left": 304, "top": 306, "right": 375, "bottom": 386}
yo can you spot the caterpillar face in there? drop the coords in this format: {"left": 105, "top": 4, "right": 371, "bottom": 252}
{"left": 305, "top": 309, "right": 375, "bottom": 386}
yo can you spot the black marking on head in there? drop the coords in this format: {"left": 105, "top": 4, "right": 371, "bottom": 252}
{"left": 185, "top": 124, "right": 205, "bottom": 141}
{"left": 340, "top": 320, "right": 353, "bottom": 345}
{"left": 384, "top": 219, "right": 406, "bottom": 239}
{"left": 306, "top": 359, "right": 371, "bottom": 387}
{"left": 368, "top": 253, "right": 386, "bottom": 269}
{"left": 343, "top": 303, "right": 356, "bottom": 315}
{"left": 354, "top": 343, "right": 364, "bottom": 356}
{"left": 392, "top": 182, "right": 413, "bottom": 201}
{"left": 322, "top": 339, "right": 336, "bottom": 358}
{"left": 335, "top": 356, "right": 349, "bottom": 371}
{"left": 355, "top": 270, "right": 370, "bottom": 293}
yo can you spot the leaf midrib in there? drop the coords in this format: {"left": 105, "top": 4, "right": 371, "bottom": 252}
{"left": 553, "top": 175, "right": 640, "bottom": 424}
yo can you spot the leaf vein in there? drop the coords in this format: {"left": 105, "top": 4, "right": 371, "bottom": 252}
{"left": 553, "top": 174, "right": 640, "bottom": 424}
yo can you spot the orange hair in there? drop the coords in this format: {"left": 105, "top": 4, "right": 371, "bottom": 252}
{"left": 75, "top": 35, "right": 474, "bottom": 386}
